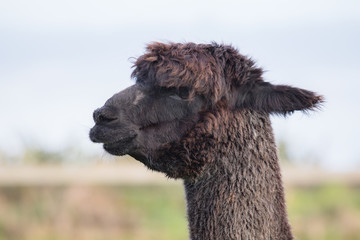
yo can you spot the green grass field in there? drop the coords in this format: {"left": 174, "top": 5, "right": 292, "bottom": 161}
{"left": 0, "top": 184, "right": 359, "bottom": 240}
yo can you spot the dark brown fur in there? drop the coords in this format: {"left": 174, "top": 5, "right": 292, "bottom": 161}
{"left": 90, "top": 42, "right": 323, "bottom": 240}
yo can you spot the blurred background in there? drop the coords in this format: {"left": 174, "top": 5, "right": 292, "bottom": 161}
{"left": 0, "top": 0, "right": 359, "bottom": 239}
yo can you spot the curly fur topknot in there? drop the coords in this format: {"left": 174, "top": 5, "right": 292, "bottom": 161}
{"left": 131, "top": 42, "right": 263, "bottom": 105}
{"left": 132, "top": 42, "right": 322, "bottom": 114}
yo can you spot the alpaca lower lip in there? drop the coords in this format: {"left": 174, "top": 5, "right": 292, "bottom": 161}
{"left": 104, "top": 135, "right": 137, "bottom": 147}
{"left": 103, "top": 135, "right": 137, "bottom": 156}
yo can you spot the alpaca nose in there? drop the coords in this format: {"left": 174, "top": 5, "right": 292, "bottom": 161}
{"left": 93, "top": 107, "right": 118, "bottom": 124}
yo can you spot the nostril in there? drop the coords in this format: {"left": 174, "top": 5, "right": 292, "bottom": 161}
{"left": 93, "top": 108, "right": 118, "bottom": 124}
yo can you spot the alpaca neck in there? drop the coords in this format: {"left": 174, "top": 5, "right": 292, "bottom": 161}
{"left": 183, "top": 110, "right": 293, "bottom": 240}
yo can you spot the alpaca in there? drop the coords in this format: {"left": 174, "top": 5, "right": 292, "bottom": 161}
{"left": 89, "top": 42, "right": 323, "bottom": 240}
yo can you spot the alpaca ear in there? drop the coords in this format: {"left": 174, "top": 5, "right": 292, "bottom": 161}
{"left": 236, "top": 81, "right": 324, "bottom": 115}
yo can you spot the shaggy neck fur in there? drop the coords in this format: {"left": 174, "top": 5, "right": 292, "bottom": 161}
{"left": 150, "top": 106, "right": 293, "bottom": 240}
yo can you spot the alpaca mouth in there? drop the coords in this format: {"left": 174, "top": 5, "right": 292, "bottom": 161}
{"left": 103, "top": 134, "right": 137, "bottom": 156}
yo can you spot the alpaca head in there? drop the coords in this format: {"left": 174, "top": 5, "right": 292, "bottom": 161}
{"left": 89, "top": 81, "right": 205, "bottom": 160}
{"left": 90, "top": 42, "right": 323, "bottom": 177}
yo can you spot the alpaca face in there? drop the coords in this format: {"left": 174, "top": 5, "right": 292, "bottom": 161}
{"left": 89, "top": 83, "right": 205, "bottom": 162}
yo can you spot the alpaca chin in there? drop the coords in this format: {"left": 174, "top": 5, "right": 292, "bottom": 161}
{"left": 103, "top": 135, "right": 137, "bottom": 156}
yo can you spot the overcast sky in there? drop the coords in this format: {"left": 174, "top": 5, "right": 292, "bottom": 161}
{"left": 0, "top": 0, "right": 359, "bottom": 171}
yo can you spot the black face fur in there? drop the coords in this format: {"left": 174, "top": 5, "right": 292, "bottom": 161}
{"left": 89, "top": 42, "right": 323, "bottom": 176}
{"left": 90, "top": 83, "right": 205, "bottom": 164}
